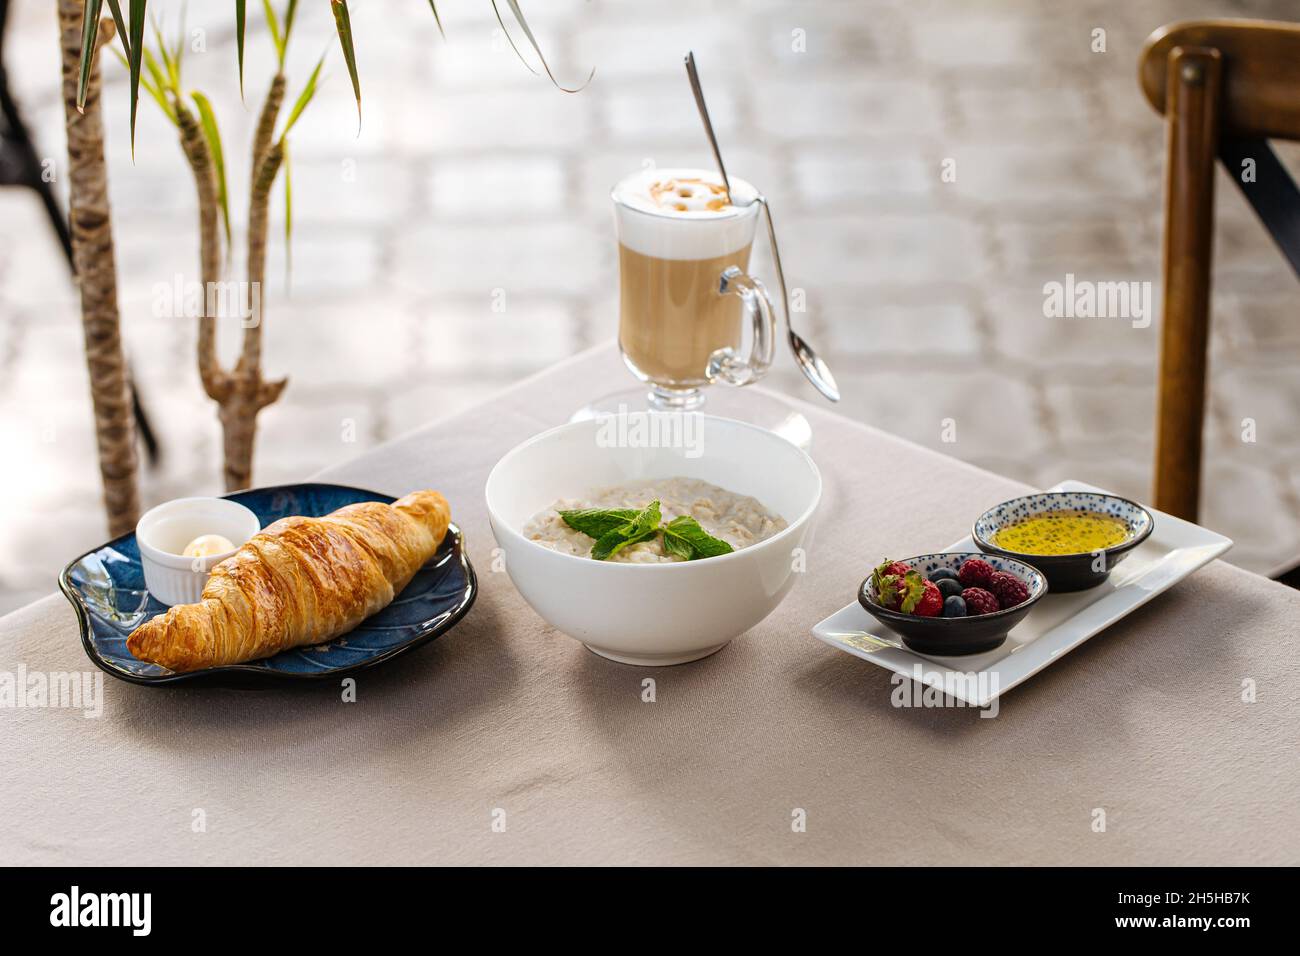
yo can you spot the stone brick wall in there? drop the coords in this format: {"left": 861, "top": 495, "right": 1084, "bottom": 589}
{"left": 1, "top": 0, "right": 1297, "bottom": 612}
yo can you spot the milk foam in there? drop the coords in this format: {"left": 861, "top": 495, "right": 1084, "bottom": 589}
{"left": 613, "top": 167, "right": 760, "bottom": 261}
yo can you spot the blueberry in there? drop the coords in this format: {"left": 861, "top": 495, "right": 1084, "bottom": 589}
{"left": 942, "top": 596, "right": 967, "bottom": 617}
{"left": 935, "top": 578, "right": 963, "bottom": 599}
{"left": 929, "top": 568, "right": 959, "bottom": 582}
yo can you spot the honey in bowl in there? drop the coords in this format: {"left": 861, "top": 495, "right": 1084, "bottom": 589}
{"left": 992, "top": 510, "right": 1131, "bottom": 556}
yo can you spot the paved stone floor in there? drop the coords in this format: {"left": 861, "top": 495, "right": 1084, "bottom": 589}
{"left": 2, "top": 0, "right": 1298, "bottom": 614}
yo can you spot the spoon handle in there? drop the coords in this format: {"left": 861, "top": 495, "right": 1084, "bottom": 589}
{"left": 684, "top": 52, "right": 732, "bottom": 198}
{"left": 685, "top": 56, "right": 791, "bottom": 336}
{"left": 684, "top": 51, "right": 840, "bottom": 403}
{"left": 758, "top": 196, "right": 793, "bottom": 333}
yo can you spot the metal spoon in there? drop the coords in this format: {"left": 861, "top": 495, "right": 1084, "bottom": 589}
{"left": 685, "top": 52, "right": 840, "bottom": 402}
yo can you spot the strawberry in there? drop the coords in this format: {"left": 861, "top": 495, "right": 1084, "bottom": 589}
{"left": 912, "top": 579, "right": 943, "bottom": 617}
{"left": 878, "top": 559, "right": 912, "bottom": 579}
{"left": 871, "top": 559, "right": 924, "bottom": 612}
{"left": 958, "top": 558, "right": 996, "bottom": 588}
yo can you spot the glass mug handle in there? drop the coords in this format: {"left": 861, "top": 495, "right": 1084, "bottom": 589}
{"left": 707, "top": 266, "right": 776, "bottom": 387}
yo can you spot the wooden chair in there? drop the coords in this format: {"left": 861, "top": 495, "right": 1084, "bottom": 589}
{"left": 1139, "top": 19, "right": 1300, "bottom": 523}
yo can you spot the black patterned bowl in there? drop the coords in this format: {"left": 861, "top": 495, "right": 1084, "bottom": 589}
{"left": 858, "top": 552, "right": 1047, "bottom": 657}
{"left": 58, "top": 483, "right": 476, "bottom": 686}
{"left": 973, "top": 491, "right": 1154, "bottom": 592}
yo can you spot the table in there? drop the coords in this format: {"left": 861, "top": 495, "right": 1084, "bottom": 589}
{"left": 2, "top": 345, "right": 1297, "bottom": 865}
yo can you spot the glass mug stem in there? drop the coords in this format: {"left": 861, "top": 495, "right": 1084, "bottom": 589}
{"left": 647, "top": 384, "right": 706, "bottom": 412}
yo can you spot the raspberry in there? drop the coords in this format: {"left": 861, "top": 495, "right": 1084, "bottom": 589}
{"left": 912, "top": 579, "right": 943, "bottom": 617}
{"left": 958, "top": 558, "right": 996, "bottom": 588}
{"left": 987, "top": 571, "right": 1029, "bottom": 609}
{"left": 962, "top": 587, "right": 1000, "bottom": 615}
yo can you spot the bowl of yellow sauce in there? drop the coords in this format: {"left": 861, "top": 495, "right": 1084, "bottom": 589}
{"left": 973, "top": 492, "right": 1154, "bottom": 591}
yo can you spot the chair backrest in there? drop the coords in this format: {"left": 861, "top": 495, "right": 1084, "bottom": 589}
{"left": 1138, "top": 19, "right": 1300, "bottom": 523}
{"left": 1140, "top": 19, "right": 1300, "bottom": 138}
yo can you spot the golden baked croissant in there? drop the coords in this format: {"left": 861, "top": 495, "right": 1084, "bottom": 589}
{"left": 127, "top": 490, "right": 451, "bottom": 672}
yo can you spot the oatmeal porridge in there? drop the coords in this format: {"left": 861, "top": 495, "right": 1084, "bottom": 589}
{"left": 523, "top": 477, "right": 788, "bottom": 563}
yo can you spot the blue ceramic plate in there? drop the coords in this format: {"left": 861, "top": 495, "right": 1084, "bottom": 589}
{"left": 58, "top": 483, "right": 477, "bottom": 686}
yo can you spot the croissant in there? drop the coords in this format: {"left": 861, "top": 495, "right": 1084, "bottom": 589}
{"left": 127, "top": 490, "right": 451, "bottom": 672}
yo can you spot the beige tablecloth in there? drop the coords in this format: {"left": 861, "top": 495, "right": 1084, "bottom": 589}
{"left": 2, "top": 345, "right": 1297, "bottom": 866}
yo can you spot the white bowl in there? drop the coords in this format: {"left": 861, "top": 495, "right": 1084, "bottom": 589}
{"left": 485, "top": 413, "right": 822, "bottom": 665}
{"left": 136, "top": 497, "right": 261, "bottom": 606}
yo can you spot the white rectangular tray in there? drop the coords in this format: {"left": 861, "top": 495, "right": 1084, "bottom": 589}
{"left": 809, "top": 480, "right": 1233, "bottom": 707}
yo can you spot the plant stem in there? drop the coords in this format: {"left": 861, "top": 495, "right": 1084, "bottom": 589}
{"left": 218, "top": 74, "right": 288, "bottom": 491}
{"left": 251, "top": 73, "right": 286, "bottom": 192}
{"left": 57, "top": 4, "right": 139, "bottom": 535}
{"left": 174, "top": 101, "right": 228, "bottom": 403}
{"left": 242, "top": 139, "right": 283, "bottom": 378}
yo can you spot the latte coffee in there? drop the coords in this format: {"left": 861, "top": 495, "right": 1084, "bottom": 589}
{"left": 612, "top": 168, "right": 773, "bottom": 404}
{"left": 617, "top": 242, "right": 753, "bottom": 385}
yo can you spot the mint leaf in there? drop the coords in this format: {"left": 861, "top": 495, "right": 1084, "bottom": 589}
{"left": 590, "top": 500, "right": 661, "bottom": 560}
{"left": 662, "top": 529, "right": 694, "bottom": 561}
{"left": 558, "top": 507, "right": 640, "bottom": 539}
{"left": 661, "top": 515, "right": 734, "bottom": 561}
{"left": 559, "top": 501, "right": 733, "bottom": 562}
{"left": 592, "top": 525, "right": 658, "bottom": 560}
{"left": 628, "top": 500, "right": 662, "bottom": 535}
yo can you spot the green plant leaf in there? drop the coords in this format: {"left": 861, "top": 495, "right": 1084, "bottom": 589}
{"left": 488, "top": 0, "right": 535, "bottom": 77}
{"left": 283, "top": 0, "right": 299, "bottom": 48}
{"left": 590, "top": 501, "right": 661, "bottom": 561}
{"left": 494, "top": 0, "right": 593, "bottom": 92}
{"left": 76, "top": 0, "right": 105, "bottom": 112}
{"left": 235, "top": 0, "right": 246, "bottom": 99}
{"left": 262, "top": 0, "right": 283, "bottom": 62}
{"left": 329, "top": 0, "right": 361, "bottom": 131}
{"left": 279, "top": 54, "right": 324, "bottom": 138}
{"left": 151, "top": 14, "right": 178, "bottom": 89}
{"left": 172, "top": 4, "right": 186, "bottom": 82}
{"left": 145, "top": 82, "right": 177, "bottom": 125}
{"left": 116, "top": 47, "right": 176, "bottom": 124}
{"left": 661, "top": 530, "right": 692, "bottom": 561}
{"left": 142, "top": 46, "right": 170, "bottom": 94}
{"left": 661, "top": 515, "right": 734, "bottom": 560}
{"left": 427, "top": 1, "right": 445, "bottom": 39}
{"left": 591, "top": 524, "right": 657, "bottom": 561}
{"left": 127, "top": 0, "right": 147, "bottom": 157}
{"left": 191, "top": 91, "right": 232, "bottom": 253}
{"left": 558, "top": 507, "right": 640, "bottom": 539}
{"left": 106, "top": 0, "right": 130, "bottom": 57}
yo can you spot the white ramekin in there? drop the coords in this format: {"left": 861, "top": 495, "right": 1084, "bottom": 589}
{"left": 135, "top": 497, "right": 261, "bottom": 606}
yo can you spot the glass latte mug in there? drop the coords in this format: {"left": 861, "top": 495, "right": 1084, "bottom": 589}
{"left": 612, "top": 167, "right": 777, "bottom": 412}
